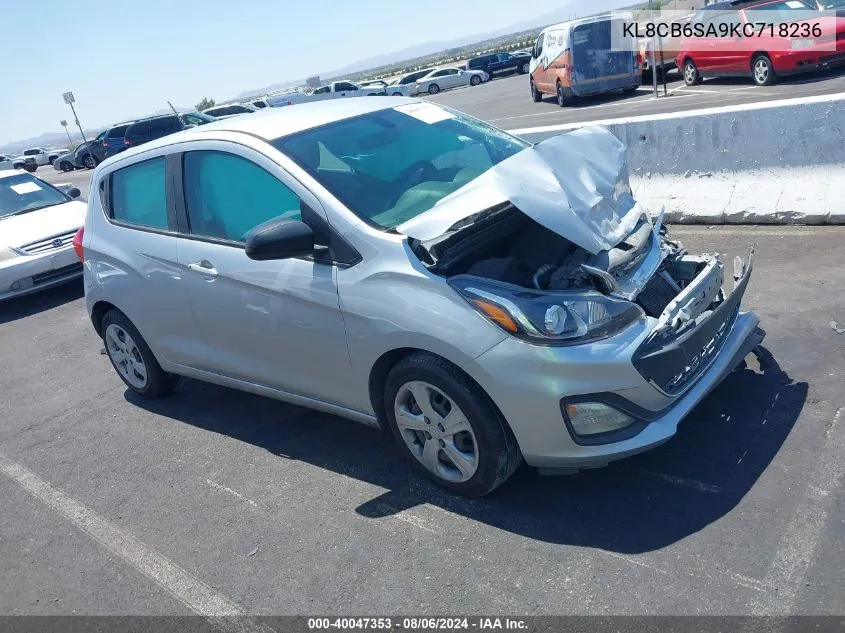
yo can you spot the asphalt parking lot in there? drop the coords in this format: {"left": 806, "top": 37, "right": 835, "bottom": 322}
{"left": 427, "top": 65, "right": 845, "bottom": 130}
{"left": 2, "top": 225, "right": 844, "bottom": 616}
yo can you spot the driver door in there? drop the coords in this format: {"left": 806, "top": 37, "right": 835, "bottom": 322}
{"left": 173, "top": 142, "right": 357, "bottom": 408}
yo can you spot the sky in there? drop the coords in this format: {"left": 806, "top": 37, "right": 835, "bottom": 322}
{"left": 0, "top": 0, "right": 574, "bottom": 145}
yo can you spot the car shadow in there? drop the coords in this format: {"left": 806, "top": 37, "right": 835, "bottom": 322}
{"left": 126, "top": 345, "right": 805, "bottom": 554}
{"left": 0, "top": 281, "right": 83, "bottom": 325}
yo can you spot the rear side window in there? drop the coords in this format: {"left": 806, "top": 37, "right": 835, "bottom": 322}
{"left": 183, "top": 151, "right": 302, "bottom": 243}
{"left": 110, "top": 158, "right": 168, "bottom": 230}
{"left": 107, "top": 124, "right": 130, "bottom": 139}
{"left": 148, "top": 117, "right": 179, "bottom": 135}
{"left": 127, "top": 121, "right": 151, "bottom": 137}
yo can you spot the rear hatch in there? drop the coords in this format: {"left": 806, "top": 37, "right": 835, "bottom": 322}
{"left": 571, "top": 17, "right": 637, "bottom": 92}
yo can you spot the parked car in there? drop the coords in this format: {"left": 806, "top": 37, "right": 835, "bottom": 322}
{"left": 53, "top": 131, "right": 108, "bottom": 172}
{"left": 638, "top": 15, "right": 692, "bottom": 78}
{"left": 467, "top": 51, "right": 531, "bottom": 78}
{"left": 412, "top": 67, "right": 488, "bottom": 95}
{"left": 248, "top": 98, "right": 271, "bottom": 109}
{"left": 394, "top": 68, "right": 439, "bottom": 88}
{"left": 0, "top": 169, "right": 85, "bottom": 300}
{"left": 0, "top": 154, "right": 34, "bottom": 172}
{"left": 530, "top": 13, "right": 641, "bottom": 106}
{"left": 102, "top": 121, "right": 137, "bottom": 160}
{"left": 122, "top": 112, "right": 216, "bottom": 150}
{"left": 676, "top": 0, "right": 845, "bottom": 86}
{"left": 77, "top": 98, "right": 762, "bottom": 497}
{"left": 14, "top": 147, "right": 67, "bottom": 168}
{"left": 271, "top": 81, "right": 388, "bottom": 106}
{"left": 203, "top": 103, "right": 258, "bottom": 119}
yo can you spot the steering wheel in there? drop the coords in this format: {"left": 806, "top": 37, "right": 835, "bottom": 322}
{"left": 398, "top": 161, "right": 438, "bottom": 191}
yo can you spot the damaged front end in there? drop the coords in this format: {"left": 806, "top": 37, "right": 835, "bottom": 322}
{"left": 400, "top": 125, "right": 760, "bottom": 401}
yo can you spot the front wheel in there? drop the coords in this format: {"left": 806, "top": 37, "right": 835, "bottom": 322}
{"left": 102, "top": 310, "right": 180, "bottom": 398}
{"left": 530, "top": 78, "right": 542, "bottom": 103}
{"left": 752, "top": 54, "right": 777, "bottom": 86}
{"left": 683, "top": 58, "right": 701, "bottom": 86}
{"left": 384, "top": 353, "right": 521, "bottom": 497}
{"left": 470, "top": 74, "right": 481, "bottom": 86}
{"left": 518, "top": 62, "right": 529, "bottom": 74}
{"left": 59, "top": 160, "right": 74, "bottom": 172}
{"left": 23, "top": 163, "right": 37, "bottom": 173}
{"left": 428, "top": 83, "right": 440, "bottom": 95}
{"left": 82, "top": 154, "right": 97, "bottom": 169}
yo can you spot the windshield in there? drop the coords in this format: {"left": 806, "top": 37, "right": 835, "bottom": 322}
{"left": 744, "top": 1, "right": 823, "bottom": 22}
{"left": 0, "top": 174, "right": 69, "bottom": 219}
{"left": 275, "top": 103, "right": 528, "bottom": 229}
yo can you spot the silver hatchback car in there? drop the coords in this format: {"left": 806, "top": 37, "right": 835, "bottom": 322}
{"left": 79, "top": 98, "right": 763, "bottom": 497}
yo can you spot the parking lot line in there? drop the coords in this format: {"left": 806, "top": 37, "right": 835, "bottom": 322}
{"left": 749, "top": 402, "right": 845, "bottom": 615}
{"left": 0, "top": 453, "right": 271, "bottom": 632}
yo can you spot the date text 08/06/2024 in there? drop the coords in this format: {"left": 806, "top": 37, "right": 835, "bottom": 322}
{"left": 307, "top": 617, "right": 528, "bottom": 630}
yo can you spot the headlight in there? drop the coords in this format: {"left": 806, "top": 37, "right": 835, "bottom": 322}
{"left": 562, "top": 401, "right": 637, "bottom": 436}
{"left": 0, "top": 247, "right": 20, "bottom": 263}
{"left": 449, "top": 275, "right": 644, "bottom": 345}
{"left": 791, "top": 38, "right": 814, "bottom": 49}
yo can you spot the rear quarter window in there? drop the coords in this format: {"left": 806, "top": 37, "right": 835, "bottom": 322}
{"left": 110, "top": 157, "right": 168, "bottom": 230}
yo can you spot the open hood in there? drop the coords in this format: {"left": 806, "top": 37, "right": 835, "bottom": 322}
{"left": 396, "top": 126, "right": 646, "bottom": 256}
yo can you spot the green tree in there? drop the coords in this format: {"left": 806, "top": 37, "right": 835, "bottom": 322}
{"left": 195, "top": 97, "right": 216, "bottom": 112}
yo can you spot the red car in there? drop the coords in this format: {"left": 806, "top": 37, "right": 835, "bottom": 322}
{"left": 676, "top": 0, "right": 845, "bottom": 85}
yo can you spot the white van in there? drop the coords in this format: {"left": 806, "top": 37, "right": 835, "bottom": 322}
{"left": 529, "top": 13, "right": 641, "bottom": 106}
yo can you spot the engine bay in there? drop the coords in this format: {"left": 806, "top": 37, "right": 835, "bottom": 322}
{"left": 411, "top": 203, "right": 722, "bottom": 323}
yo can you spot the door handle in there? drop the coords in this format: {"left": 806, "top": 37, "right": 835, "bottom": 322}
{"left": 187, "top": 261, "right": 218, "bottom": 277}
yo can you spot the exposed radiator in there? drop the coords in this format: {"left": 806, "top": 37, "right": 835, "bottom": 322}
{"left": 637, "top": 272, "right": 677, "bottom": 317}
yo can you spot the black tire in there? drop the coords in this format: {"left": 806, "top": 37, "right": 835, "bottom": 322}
{"left": 622, "top": 85, "right": 638, "bottom": 94}
{"left": 683, "top": 58, "right": 702, "bottom": 86}
{"left": 82, "top": 154, "right": 97, "bottom": 169}
{"left": 383, "top": 352, "right": 522, "bottom": 497}
{"left": 23, "top": 163, "right": 37, "bottom": 173}
{"left": 470, "top": 74, "right": 481, "bottom": 86}
{"left": 59, "top": 161, "right": 74, "bottom": 172}
{"left": 101, "top": 309, "right": 179, "bottom": 398}
{"left": 556, "top": 81, "right": 570, "bottom": 107}
{"left": 391, "top": 91, "right": 403, "bottom": 96}
{"left": 428, "top": 83, "right": 440, "bottom": 95}
{"left": 49, "top": 156, "right": 57, "bottom": 166}
{"left": 751, "top": 53, "right": 777, "bottom": 86}
{"left": 530, "top": 78, "right": 542, "bottom": 102}
{"left": 518, "top": 62, "right": 529, "bottom": 75}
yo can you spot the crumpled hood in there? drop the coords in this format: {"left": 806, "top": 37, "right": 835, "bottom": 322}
{"left": 0, "top": 200, "right": 86, "bottom": 249}
{"left": 396, "top": 125, "right": 645, "bottom": 255}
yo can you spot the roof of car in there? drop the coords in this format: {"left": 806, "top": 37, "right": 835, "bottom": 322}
{"left": 187, "top": 96, "right": 420, "bottom": 141}
{"left": 98, "top": 97, "right": 423, "bottom": 167}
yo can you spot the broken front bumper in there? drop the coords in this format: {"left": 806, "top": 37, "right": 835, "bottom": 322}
{"left": 465, "top": 250, "right": 763, "bottom": 470}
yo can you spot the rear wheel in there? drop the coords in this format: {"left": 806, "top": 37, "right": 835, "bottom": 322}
{"left": 384, "top": 353, "right": 521, "bottom": 497}
{"left": 23, "top": 163, "right": 37, "bottom": 173}
{"left": 556, "top": 81, "right": 570, "bottom": 107}
{"left": 751, "top": 54, "right": 777, "bottom": 86}
{"left": 470, "top": 74, "right": 481, "bottom": 86}
{"left": 101, "top": 310, "right": 179, "bottom": 398}
{"left": 518, "top": 62, "right": 529, "bottom": 74}
{"left": 59, "top": 160, "right": 74, "bottom": 172}
{"left": 530, "top": 78, "right": 542, "bottom": 102}
{"left": 622, "top": 85, "right": 638, "bottom": 93}
{"left": 428, "top": 83, "right": 440, "bottom": 95}
{"left": 82, "top": 154, "right": 97, "bottom": 169}
{"left": 683, "top": 58, "right": 701, "bottom": 86}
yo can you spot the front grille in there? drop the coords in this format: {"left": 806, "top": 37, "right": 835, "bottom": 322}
{"left": 637, "top": 271, "right": 677, "bottom": 317}
{"left": 20, "top": 230, "right": 78, "bottom": 255}
{"left": 31, "top": 263, "right": 82, "bottom": 286}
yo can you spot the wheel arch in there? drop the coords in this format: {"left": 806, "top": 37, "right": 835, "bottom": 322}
{"left": 367, "top": 346, "right": 511, "bottom": 437}
{"left": 91, "top": 300, "right": 121, "bottom": 337}
{"left": 750, "top": 51, "right": 771, "bottom": 67}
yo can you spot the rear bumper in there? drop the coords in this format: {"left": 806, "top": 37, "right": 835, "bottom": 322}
{"left": 568, "top": 73, "right": 641, "bottom": 97}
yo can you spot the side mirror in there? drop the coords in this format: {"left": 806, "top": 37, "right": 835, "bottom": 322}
{"left": 67, "top": 187, "right": 81, "bottom": 199}
{"left": 245, "top": 218, "right": 314, "bottom": 261}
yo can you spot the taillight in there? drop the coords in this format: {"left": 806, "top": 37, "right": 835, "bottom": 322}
{"left": 72, "top": 227, "right": 84, "bottom": 262}
{"left": 123, "top": 138, "right": 130, "bottom": 145}
{"left": 637, "top": 52, "right": 643, "bottom": 70}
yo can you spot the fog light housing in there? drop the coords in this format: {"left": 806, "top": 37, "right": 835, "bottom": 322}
{"left": 563, "top": 401, "right": 636, "bottom": 437}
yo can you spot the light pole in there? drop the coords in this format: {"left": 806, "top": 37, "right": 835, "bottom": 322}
{"left": 59, "top": 120, "right": 73, "bottom": 146}
{"left": 62, "top": 91, "right": 94, "bottom": 167}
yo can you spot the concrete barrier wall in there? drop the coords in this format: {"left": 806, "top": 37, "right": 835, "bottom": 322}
{"left": 509, "top": 93, "right": 845, "bottom": 224}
